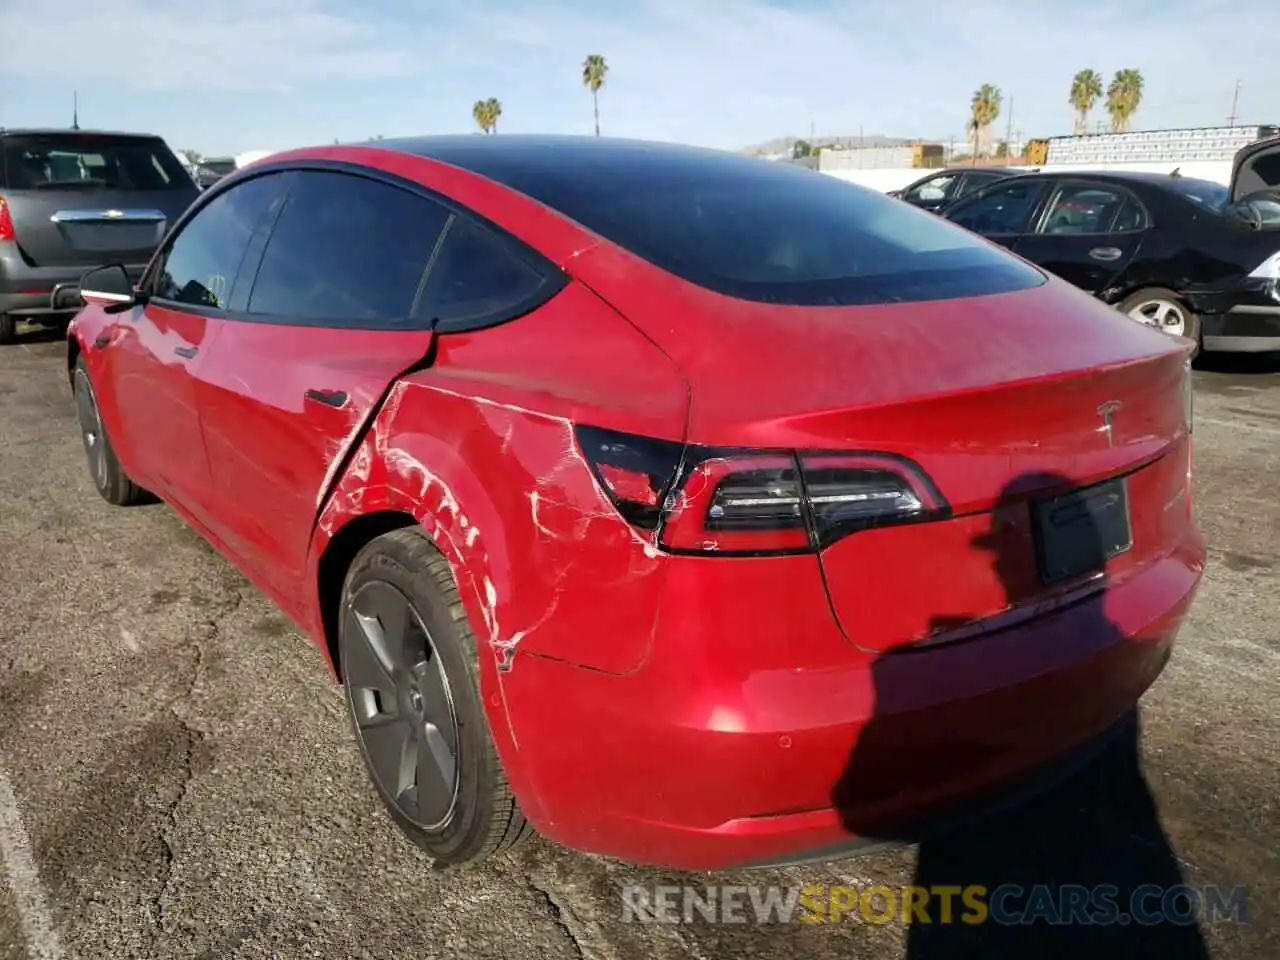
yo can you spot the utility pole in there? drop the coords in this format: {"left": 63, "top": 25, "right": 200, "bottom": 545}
{"left": 72, "top": 90, "right": 79, "bottom": 130}
{"left": 1004, "top": 96, "right": 1014, "bottom": 159}
{"left": 1227, "top": 79, "right": 1242, "bottom": 127}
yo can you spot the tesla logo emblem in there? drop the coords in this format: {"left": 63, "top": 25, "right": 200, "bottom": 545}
{"left": 1097, "top": 400, "right": 1123, "bottom": 447}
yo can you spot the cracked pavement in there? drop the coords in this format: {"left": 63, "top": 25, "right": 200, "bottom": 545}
{"left": 0, "top": 328, "right": 1277, "bottom": 959}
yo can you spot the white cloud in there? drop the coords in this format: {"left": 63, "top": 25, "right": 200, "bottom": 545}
{"left": 1, "top": 0, "right": 1276, "bottom": 149}
{"left": 0, "top": 0, "right": 427, "bottom": 91}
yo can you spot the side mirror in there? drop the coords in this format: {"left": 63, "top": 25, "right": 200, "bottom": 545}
{"left": 79, "top": 264, "right": 137, "bottom": 312}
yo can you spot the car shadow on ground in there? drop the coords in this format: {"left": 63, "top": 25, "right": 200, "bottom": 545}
{"left": 831, "top": 471, "right": 1211, "bottom": 959}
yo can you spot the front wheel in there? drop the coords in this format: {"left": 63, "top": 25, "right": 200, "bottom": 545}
{"left": 338, "top": 528, "right": 533, "bottom": 868}
{"left": 1117, "top": 287, "right": 1201, "bottom": 357}
{"left": 73, "top": 355, "right": 153, "bottom": 506}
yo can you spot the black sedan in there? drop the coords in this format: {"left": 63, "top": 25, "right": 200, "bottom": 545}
{"left": 889, "top": 166, "right": 1027, "bottom": 212}
{"left": 940, "top": 136, "right": 1280, "bottom": 354}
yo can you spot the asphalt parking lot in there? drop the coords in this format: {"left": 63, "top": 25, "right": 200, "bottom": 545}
{"left": 0, "top": 327, "right": 1276, "bottom": 960}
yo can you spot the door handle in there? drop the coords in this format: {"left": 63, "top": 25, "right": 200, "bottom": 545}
{"left": 174, "top": 346, "right": 198, "bottom": 359}
{"left": 305, "top": 388, "right": 348, "bottom": 408}
{"left": 1088, "top": 246, "right": 1123, "bottom": 261}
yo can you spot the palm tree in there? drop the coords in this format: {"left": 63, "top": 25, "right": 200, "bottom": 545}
{"left": 1106, "top": 69, "right": 1144, "bottom": 133}
{"left": 582, "top": 54, "right": 608, "bottom": 136}
{"left": 1069, "top": 69, "right": 1104, "bottom": 134}
{"left": 969, "top": 84, "right": 1002, "bottom": 158}
{"left": 472, "top": 99, "right": 502, "bottom": 134}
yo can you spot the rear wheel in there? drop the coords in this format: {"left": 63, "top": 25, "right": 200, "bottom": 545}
{"left": 339, "top": 527, "right": 533, "bottom": 869}
{"left": 1118, "top": 287, "right": 1201, "bottom": 356}
{"left": 73, "top": 355, "right": 152, "bottom": 506}
{"left": 0, "top": 314, "right": 15, "bottom": 345}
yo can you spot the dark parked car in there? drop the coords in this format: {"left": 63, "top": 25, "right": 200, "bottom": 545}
{"left": 0, "top": 128, "right": 199, "bottom": 343}
{"left": 68, "top": 135, "right": 1200, "bottom": 870}
{"left": 888, "top": 166, "right": 1027, "bottom": 212}
{"left": 941, "top": 136, "right": 1280, "bottom": 354}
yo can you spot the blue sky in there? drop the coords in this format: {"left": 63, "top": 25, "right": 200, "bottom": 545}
{"left": 0, "top": 0, "right": 1276, "bottom": 156}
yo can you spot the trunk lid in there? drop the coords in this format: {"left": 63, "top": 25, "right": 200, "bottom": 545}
{"left": 1230, "top": 134, "right": 1280, "bottom": 203}
{"left": 570, "top": 247, "right": 1194, "bottom": 652}
{"left": 0, "top": 132, "right": 197, "bottom": 266}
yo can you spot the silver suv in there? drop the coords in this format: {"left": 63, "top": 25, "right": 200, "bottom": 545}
{"left": 0, "top": 128, "right": 199, "bottom": 343}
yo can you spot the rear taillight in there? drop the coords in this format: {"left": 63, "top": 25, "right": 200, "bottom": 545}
{"left": 0, "top": 197, "right": 14, "bottom": 242}
{"left": 576, "top": 425, "right": 948, "bottom": 556}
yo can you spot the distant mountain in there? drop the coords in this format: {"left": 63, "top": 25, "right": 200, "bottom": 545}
{"left": 739, "top": 133, "right": 917, "bottom": 155}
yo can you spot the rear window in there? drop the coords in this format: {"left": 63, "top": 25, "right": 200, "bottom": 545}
{"left": 450, "top": 144, "right": 1044, "bottom": 305}
{"left": 0, "top": 134, "right": 192, "bottom": 191}
{"left": 1170, "top": 178, "right": 1230, "bottom": 211}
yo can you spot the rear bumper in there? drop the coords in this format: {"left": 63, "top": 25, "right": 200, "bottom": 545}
{"left": 0, "top": 245, "right": 147, "bottom": 316}
{"left": 1186, "top": 279, "right": 1280, "bottom": 353}
{"left": 498, "top": 534, "right": 1204, "bottom": 871}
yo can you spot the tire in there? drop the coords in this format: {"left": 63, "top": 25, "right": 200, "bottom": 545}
{"left": 1117, "top": 287, "right": 1201, "bottom": 357}
{"left": 72, "top": 355, "right": 153, "bottom": 506}
{"left": 339, "top": 527, "right": 532, "bottom": 869}
{"left": 0, "top": 314, "right": 15, "bottom": 345}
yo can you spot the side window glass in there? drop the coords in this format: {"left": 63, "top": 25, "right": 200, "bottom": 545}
{"left": 1038, "top": 184, "right": 1127, "bottom": 235}
{"left": 905, "top": 174, "right": 958, "bottom": 203}
{"left": 152, "top": 173, "right": 288, "bottom": 309}
{"left": 417, "top": 217, "right": 546, "bottom": 326}
{"left": 248, "top": 171, "right": 451, "bottom": 324}
{"left": 947, "top": 181, "right": 1045, "bottom": 235}
{"left": 1110, "top": 194, "right": 1149, "bottom": 233}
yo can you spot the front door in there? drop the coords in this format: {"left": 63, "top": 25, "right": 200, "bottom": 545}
{"left": 106, "top": 170, "right": 293, "bottom": 516}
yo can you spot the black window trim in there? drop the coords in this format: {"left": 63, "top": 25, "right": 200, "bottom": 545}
{"left": 222, "top": 159, "right": 567, "bottom": 333}
{"left": 1030, "top": 178, "right": 1152, "bottom": 236}
{"left": 140, "top": 168, "right": 297, "bottom": 318}
{"left": 945, "top": 176, "right": 1051, "bottom": 238}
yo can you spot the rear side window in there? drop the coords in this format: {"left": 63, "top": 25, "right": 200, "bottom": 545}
{"left": 0, "top": 134, "right": 192, "bottom": 191}
{"left": 152, "top": 173, "right": 290, "bottom": 309}
{"left": 451, "top": 145, "right": 1043, "bottom": 305}
{"left": 248, "top": 171, "right": 450, "bottom": 324}
{"left": 417, "top": 217, "right": 546, "bottom": 326}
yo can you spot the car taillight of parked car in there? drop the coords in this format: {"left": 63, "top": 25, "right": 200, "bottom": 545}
{"left": 0, "top": 197, "right": 16, "bottom": 242}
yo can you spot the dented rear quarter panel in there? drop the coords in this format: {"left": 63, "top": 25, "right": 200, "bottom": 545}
{"left": 307, "top": 280, "right": 691, "bottom": 677}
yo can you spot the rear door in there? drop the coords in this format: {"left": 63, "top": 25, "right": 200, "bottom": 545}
{"left": 0, "top": 132, "right": 198, "bottom": 268}
{"left": 189, "top": 168, "right": 453, "bottom": 603}
{"left": 1011, "top": 180, "right": 1148, "bottom": 294}
{"left": 943, "top": 177, "right": 1051, "bottom": 250}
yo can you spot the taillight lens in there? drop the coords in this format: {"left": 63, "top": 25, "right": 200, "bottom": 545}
{"left": 0, "top": 196, "right": 15, "bottom": 242}
{"left": 574, "top": 425, "right": 684, "bottom": 530}
{"left": 575, "top": 425, "right": 948, "bottom": 556}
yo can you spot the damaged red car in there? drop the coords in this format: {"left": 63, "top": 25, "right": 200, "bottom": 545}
{"left": 67, "top": 136, "right": 1204, "bottom": 871}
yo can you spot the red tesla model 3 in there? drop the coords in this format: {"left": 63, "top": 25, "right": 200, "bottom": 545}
{"left": 66, "top": 136, "right": 1204, "bottom": 871}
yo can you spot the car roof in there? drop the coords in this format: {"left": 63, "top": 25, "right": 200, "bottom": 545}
{"left": 0, "top": 127, "right": 166, "bottom": 140}
{"left": 369, "top": 134, "right": 776, "bottom": 181}
{"left": 1017, "top": 169, "right": 1220, "bottom": 190}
